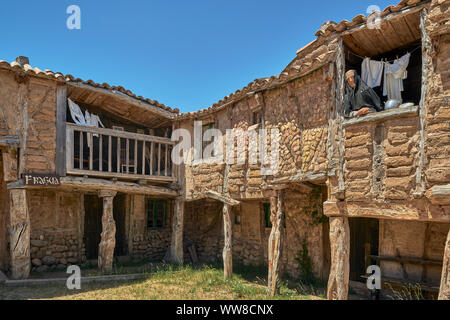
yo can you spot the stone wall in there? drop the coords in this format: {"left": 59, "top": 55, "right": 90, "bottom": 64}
{"left": 28, "top": 190, "right": 81, "bottom": 272}
{"left": 380, "top": 220, "right": 450, "bottom": 285}
{"left": 183, "top": 187, "right": 330, "bottom": 281}
{"left": 129, "top": 195, "right": 173, "bottom": 261}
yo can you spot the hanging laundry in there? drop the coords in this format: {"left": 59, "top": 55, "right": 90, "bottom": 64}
{"left": 68, "top": 98, "right": 86, "bottom": 125}
{"left": 361, "top": 57, "right": 384, "bottom": 88}
{"left": 383, "top": 53, "right": 411, "bottom": 103}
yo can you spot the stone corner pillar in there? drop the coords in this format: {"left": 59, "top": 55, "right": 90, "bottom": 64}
{"left": 8, "top": 188, "right": 30, "bottom": 279}
{"left": 438, "top": 227, "right": 450, "bottom": 300}
{"left": 97, "top": 190, "right": 117, "bottom": 272}
{"left": 168, "top": 197, "right": 184, "bottom": 264}
{"left": 326, "top": 216, "right": 350, "bottom": 300}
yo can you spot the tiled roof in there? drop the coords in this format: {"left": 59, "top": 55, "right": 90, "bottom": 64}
{"left": 314, "top": 0, "right": 427, "bottom": 37}
{"left": 0, "top": 59, "right": 179, "bottom": 114}
{"left": 176, "top": 0, "right": 428, "bottom": 120}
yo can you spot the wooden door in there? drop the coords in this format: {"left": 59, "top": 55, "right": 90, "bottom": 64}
{"left": 84, "top": 195, "right": 103, "bottom": 260}
{"left": 113, "top": 194, "right": 127, "bottom": 257}
{"left": 349, "top": 218, "right": 379, "bottom": 282}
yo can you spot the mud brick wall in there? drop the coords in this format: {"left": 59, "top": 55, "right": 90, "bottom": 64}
{"left": 343, "top": 116, "right": 421, "bottom": 202}
{"left": 129, "top": 195, "right": 173, "bottom": 261}
{"left": 28, "top": 190, "right": 81, "bottom": 272}
{"left": 379, "top": 220, "right": 450, "bottom": 285}
{"left": 424, "top": 29, "right": 450, "bottom": 188}
{"left": 0, "top": 72, "right": 58, "bottom": 174}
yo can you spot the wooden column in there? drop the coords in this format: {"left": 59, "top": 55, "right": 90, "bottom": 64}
{"left": 8, "top": 188, "right": 30, "bottom": 279}
{"left": 326, "top": 216, "right": 350, "bottom": 300}
{"left": 439, "top": 227, "right": 450, "bottom": 300}
{"left": 169, "top": 197, "right": 184, "bottom": 264}
{"left": 268, "top": 190, "right": 284, "bottom": 296}
{"left": 223, "top": 203, "right": 232, "bottom": 280}
{"left": 98, "top": 190, "right": 117, "bottom": 271}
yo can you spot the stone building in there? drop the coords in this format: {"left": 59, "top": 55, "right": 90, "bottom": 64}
{"left": 0, "top": 0, "right": 449, "bottom": 300}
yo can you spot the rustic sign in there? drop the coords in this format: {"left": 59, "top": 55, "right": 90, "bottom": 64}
{"left": 23, "top": 173, "right": 61, "bottom": 187}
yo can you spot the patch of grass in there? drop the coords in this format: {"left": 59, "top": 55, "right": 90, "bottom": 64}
{"left": 0, "top": 264, "right": 324, "bottom": 300}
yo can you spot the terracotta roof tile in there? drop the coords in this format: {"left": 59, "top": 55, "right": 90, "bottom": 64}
{"left": 0, "top": 59, "right": 179, "bottom": 114}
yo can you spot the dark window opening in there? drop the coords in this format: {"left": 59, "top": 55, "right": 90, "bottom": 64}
{"left": 251, "top": 110, "right": 262, "bottom": 126}
{"left": 344, "top": 40, "right": 422, "bottom": 109}
{"left": 263, "top": 203, "right": 271, "bottom": 228}
{"left": 147, "top": 199, "right": 167, "bottom": 230}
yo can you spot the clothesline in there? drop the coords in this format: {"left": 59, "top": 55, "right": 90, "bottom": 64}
{"left": 347, "top": 45, "right": 421, "bottom": 63}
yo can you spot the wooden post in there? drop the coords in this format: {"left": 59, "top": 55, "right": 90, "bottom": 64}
{"left": 8, "top": 188, "right": 30, "bottom": 279}
{"left": 268, "top": 190, "right": 284, "bottom": 296}
{"left": 169, "top": 198, "right": 184, "bottom": 264}
{"left": 98, "top": 190, "right": 117, "bottom": 271}
{"left": 326, "top": 216, "right": 350, "bottom": 300}
{"left": 439, "top": 227, "right": 450, "bottom": 300}
{"left": 223, "top": 203, "right": 232, "bottom": 280}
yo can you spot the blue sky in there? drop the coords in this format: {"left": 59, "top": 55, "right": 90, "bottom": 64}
{"left": 1, "top": 0, "right": 396, "bottom": 113}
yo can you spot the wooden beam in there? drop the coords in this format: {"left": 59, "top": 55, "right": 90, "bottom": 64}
{"left": 268, "top": 191, "right": 284, "bottom": 296}
{"left": 98, "top": 191, "right": 117, "bottom": 271}
{"left": 59, "top": 176, "right": 178, "bottom": 197}
{"left": 439, "top": 228, "right": 450, "bottom": 300}
{"left": 0, "top": 136, "right": 20, "bottom": 148}
{"left": 222, "top": 203, "right": 232, "bottom": 280}
{"left": 169, "top": 198, "right": 184, "bottom": 264}
{"left": 326, "top": 216, "right": 350, "bottom": 300}
{"left": 67, "top": 82, "right": 176, "bottom": 120}
{"left": 55, "top": 84, "right": 67, "bottom": 176}
{"left": 205, "top": 190, "right": 240, "bottom": 206}
{"left": 2, "top": 147, "right": 18, "bottom": 182}
{"left": 343, "top": 105, "right": 419, "bottom": 128}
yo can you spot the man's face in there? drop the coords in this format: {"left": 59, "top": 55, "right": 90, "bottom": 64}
{"left": 346, "top": 72, "right": 355, "bottom": 89}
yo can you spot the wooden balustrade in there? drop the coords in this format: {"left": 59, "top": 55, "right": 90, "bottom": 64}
{"left": 66, "top": 123, "right": 175, "bottom": 182}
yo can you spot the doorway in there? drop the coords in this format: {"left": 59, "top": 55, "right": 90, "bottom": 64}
{"left": 113, "top": 193, "right": 128, "bottom": 257}
{"left": 349, "top": 218, "right": 379, "bottom": 282}
{"left": 84, "top": 195, "right": 103, "bottom": 260}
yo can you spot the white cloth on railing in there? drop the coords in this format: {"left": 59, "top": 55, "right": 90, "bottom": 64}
{"left": 68, "top": 99, "right": 106, "bottom": 148}
{"left": 362, "top": 58, "right": 384, "bottom": 88}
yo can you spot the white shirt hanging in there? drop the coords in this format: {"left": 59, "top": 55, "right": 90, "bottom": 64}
{"left": 383, "top": 53, "right": 411, "bottom": 102}
{"left": 362, "top": 58, "right": 384, "bottom": 88}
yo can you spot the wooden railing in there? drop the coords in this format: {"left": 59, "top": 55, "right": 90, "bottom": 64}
{"left": 66, "top": 123, "right": 175, "bottom": 182}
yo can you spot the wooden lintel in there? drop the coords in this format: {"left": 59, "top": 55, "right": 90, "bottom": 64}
{"left": 61, "top": 177, "right": 178, "bottom": 197}
{"left": 271, "top": 172, "right": 327, "bottom": 185}
{"left": 205, "top": 190, "right": 240, "bottom": 206}
{"left": 0, "top": 136, "right": 20, "bottom": 148}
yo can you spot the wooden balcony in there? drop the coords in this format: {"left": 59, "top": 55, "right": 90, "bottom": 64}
{"left": 66, "top": 123, "right": 175, "bottom": 182}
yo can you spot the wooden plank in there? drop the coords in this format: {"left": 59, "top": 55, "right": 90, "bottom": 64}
{"left": 79, "top": 131, "right": 83, "bottom": 170}
{"left": 99, "top": 135, "right": 103, "bottom": 172}
{"left": 222, "top": 203, "right": 232, "bottom": 280}
{"left": 343, "top": 105, "right": 418, "bottom": 128}
{"left": 117, "top": 137, "right": 120, "bottom": 173}
{"left": 150, "top": 142, "right": 154, "bottom": 175}
{"left": 165, "top": 144, "right": 168, "bottom": 176}
{"left": 60, "top": 176, "right": 178, "bottom": 197}
{"left": 108, "top": 135, "right": 112, "bottom": 172}
{"left": 158, "top": 143, "right": 161, "bottom": 176}
{"left": 55, "top": 85, "right": 67, "bottom": 176}
{"left": 142, "top": 141, "right": 146, "bottom": 175}
{"left": 66, "top": 127, "right": 74, "bottom": 171}
{"left": 66, "top": 123, "right": 175, "bottom": 145}
{"left": 89, "top": 134, "right": 93, "bottom": 171}
{"left": 0, "top": 135, "right": 20, "bottom": 148}
{"left": 134, "top": 139, "right": 137, "bottom": 174}
{"left": 66, "top": 168, "right": 176, "bottom": 183}
{"left": 205, "top": 190, "right": 240, "bottom": 206}
{"left": 126, "top": 138, "right": 129, "bottom": 173}
{"left": 370, "top": 255, "right": 442, "bottom": 267}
